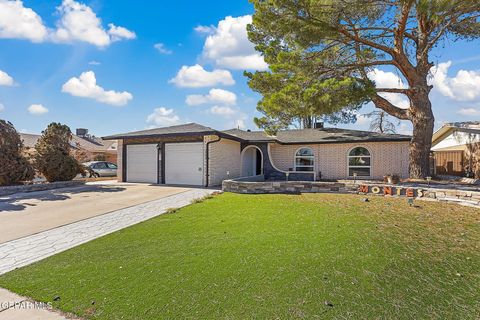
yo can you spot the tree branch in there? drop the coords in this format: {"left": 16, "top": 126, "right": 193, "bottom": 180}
{"left": 371, "top": 94, "right": 410, "bottom": 120}
{"left": 376, "top": 88, "right": 411, "bottom": 94}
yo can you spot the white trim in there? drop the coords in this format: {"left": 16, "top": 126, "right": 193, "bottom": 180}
{"left": 293, "top": 147, "right": 315, "bottom": 172}
{"left": 240, "top": 145, "right": 264, "bottom": 177}
{"left": 347, "top": 146, "right": 372, "bottom": 178}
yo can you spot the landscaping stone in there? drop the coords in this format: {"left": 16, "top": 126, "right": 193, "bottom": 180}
{"left": 0, "top": 181, "right": 85, "bottom": 197}
{"left": 222, "top": 179, "right": 480, "bottom": 209}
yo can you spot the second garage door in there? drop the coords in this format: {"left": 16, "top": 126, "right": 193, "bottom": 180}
{"left": 165, "top": 142, "right": 204, "bottom": 186}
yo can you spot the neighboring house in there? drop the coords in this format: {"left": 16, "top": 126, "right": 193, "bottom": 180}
{"left": 103, "top": 123, "right": 411, "bottom": 186}
{"left": 431, "top": 122, "right": 480, "bottom": 176}
{"left": 21, "top": 128, "right": 118, "bottom": 164}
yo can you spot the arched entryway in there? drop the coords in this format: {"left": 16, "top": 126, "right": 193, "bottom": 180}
{"left": 241, "top": 146, "right": 263, "bottom": 177}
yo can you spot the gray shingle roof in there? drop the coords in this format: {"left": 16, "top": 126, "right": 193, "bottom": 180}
{"left": 103, "top": 122, "right": 411, "bottom": 144}
{"left": 223, "top": 128, "right": 411, "bottom": 144}
{"left": 20, "top": 133, "right": 116, "bottom": 152}
{"left": 103, "top": 123, "right": 217, "bottom": 140}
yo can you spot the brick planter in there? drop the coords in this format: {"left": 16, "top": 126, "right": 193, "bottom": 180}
{"left": 222, "top": 178, "right": 480, "bottom": 209}
{"left": 0, "top": 181, "right": 85, "bottom": 197}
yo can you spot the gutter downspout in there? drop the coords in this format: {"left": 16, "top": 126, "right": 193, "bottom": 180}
{"left": 205, "top": 136, "right": 222, "bottom": 187}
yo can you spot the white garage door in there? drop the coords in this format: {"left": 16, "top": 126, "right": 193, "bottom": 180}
{"left": 126, "top": 144, "right": 158, "bottom": 183}
{"left": 165, "top": 142, "right": 203, "bottom": 186}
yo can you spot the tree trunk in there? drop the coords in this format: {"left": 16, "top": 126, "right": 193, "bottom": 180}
{"left": 408, "top": 95, "right": 435, "bottom": 179}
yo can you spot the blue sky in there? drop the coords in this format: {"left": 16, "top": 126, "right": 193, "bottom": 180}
{"left": 0, "top": 0, "right": 480, "bottom": 137}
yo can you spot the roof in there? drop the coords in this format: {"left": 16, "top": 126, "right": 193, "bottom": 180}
{"left": 432, "top": 122, "right": 480, "bottom": 147}
{"left": 223, "top": 127, "right": 411, "bottom": 144}
{"left": 104, "top": 122, "right": 411, "bottom": 144}
{"left": 20, "top": 133, "right": 117, "bottom": 153}
{"left": 102, "top": 123, "right": 217, "bottom": 140}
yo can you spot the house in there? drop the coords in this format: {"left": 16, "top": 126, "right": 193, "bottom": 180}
{"left": 103, "top": 123, "right": 411, "bottom": 186}
{"left": 21, "top": 128, "right": 118, "bottom": 164}
{"left": 431, "top": 122, "right": 480, "bottom": 176}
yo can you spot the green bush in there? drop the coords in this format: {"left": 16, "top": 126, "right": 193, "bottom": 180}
{"left": 34, "top": 123, "right": 84, "bottom": 182}
{"left": 0, "top": 120, "right": 35, "bottom": 186}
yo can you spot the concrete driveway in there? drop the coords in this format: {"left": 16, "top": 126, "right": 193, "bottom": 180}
{"left": 0, "top": 181, "right": 188, "bottom": 244}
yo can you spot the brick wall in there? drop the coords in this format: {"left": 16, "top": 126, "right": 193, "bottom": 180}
{"left": 269, "top": 141, "right": 409, "bottom": 180}
{"left": 205, "top": 136, "right": 241, "bottom": 186}
{"left": 116, "top": 139, "right": 123, "bottom": 182}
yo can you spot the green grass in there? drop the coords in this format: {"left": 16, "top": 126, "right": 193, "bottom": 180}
{"left": 1, "top": 193, "right": 479, "bottom": 319}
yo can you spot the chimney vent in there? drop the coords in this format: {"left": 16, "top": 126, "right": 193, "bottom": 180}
{"left": 76, "top": 128, "right": 88, "bottom": 137}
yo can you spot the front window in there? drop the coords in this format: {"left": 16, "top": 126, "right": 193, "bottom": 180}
{"left": 348, "top": 147, "right": 371, "bottom": 177}
{"left": 295, "top": 148, "right": 314, "bottom": 171}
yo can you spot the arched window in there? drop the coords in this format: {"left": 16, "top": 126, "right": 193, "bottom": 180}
{"left": 348, "top": 147, "right": 371, "bottom": 177}
{"left": 295, "top": 147, "right": 314, "bottom": 171}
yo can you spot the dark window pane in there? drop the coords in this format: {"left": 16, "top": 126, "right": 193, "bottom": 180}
{"left": 349, "top": 157, "right": 370, "bottom": 166}
{"left": 349, "top": 167, "right": 370, "bottom": 176}
{"left": 96, "top": 162, "right": 108, "bottom": 169}
{"left": 296, "top": 166, "right": 314, "bottom": 172}
{"left": 295, "top": 157, "right": 314, "bottom": 166}
{"left": 349, "top": 147, "right": 370, "bottom": 157}
{"left": 296, "top": 148, "right": 314, "bottom": 156}
{"left": 107, "top": 163, "right": 117, "bottom": 169}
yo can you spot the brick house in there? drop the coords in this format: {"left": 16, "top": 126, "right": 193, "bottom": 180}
{"left": 21, "top": 129, "right": 118, "bottom": 164}
{"left": 104, "top": 123, "right": 411, "bottom": 186}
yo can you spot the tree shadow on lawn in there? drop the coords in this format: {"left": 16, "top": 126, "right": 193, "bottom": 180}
{"left": 0, "top": 185, "right": 126, "bottom": 212}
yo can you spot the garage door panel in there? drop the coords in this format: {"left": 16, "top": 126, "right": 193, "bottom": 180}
{"left": 165, "top": 143, "right": 203, "bottom": 186}
{"left": 126, "top": 144, "right": 158, "bottom": 183}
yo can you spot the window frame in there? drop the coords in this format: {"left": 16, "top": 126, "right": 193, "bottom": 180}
{"left": 347, "top": 146, "right": 372, "bottom": 177}
{"left": 294, "top": 147, "right": 315, "bottom": 172}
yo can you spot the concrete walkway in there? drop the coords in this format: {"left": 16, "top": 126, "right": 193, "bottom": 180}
{"left": 0, "top": 182, "right": 189, "bottom": 243}
{"left": 0, "top": 188, "right": 215, "bottom": 275}
{"left": 0, "top": 187, "right": 216, "bottom": 319}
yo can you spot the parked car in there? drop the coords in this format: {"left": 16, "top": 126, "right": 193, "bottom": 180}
{"left": 83, "top": 161, "right": 118, "bottom": 177}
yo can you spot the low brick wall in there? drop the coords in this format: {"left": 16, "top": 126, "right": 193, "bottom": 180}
{"left": 222, "top": 179, "right": 480, "bottom": 209}
{"left": 222, "top": 179, "right": 348, "bottom": 194}
{"left": 0, "top": 181, "right": 85, "bottom": 196}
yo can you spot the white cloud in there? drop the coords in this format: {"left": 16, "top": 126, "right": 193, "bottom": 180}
{"left": 107, "top": 23, "right": 136, "bottom": 41}
{"left": 153, "top": 43, "right": 172, "bottom": 54}
{"left": 0, "top": 103, "right": 5, "bottom": 111}
{"left": 0, "top": 0, "right": 49, "bottom": 42}
{"left": 52, "top": 0, "right": 135, "bottom": 47}
{"left": 169, "top": 64, "right": 235, "bottom": 88}
{"left": 209, "top": 105, "right": 236, "bottom": 116}
{"left": 28, "top": 104, "right": 48, "bottom": 115}
{"left": 62, "top": 71, "right": 133, "bottom": 106}
{"left": 186, "top": 88, "right": 237, "bottom": 106}
{"left": 457, "top": 108, "right": 480, "bottom": 116}
{"left": 0, "top": 70, "right": 15, "bottom": 86}
{"left": 430, "top": 61, "right": 480, "bottom": 102}
{"left": 201, "top": 15, "right": 268, "bottom": 71}
{"left": 368, "top": 68, "right": 410, "bottom": 109}
{"left": 194, "top": 25, "right": 215, "bottom": 34}
{"left": 146, "top": 107, "right": 181, "bottom": 127}
{"left": 88, "top": 60, "right": 100, "bottom": 65}
{"left": 355, "top": 113, "right": 370, "bottom": 126}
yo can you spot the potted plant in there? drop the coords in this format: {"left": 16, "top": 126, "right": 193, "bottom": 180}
{"left": 384, "top": 174, "right": 400, "bottom": 184}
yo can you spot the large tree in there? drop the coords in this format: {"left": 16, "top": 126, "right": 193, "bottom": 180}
{"left": 0, "top": 120, "right": 34, "bottom": 185}
{"left": 34, "top": 123, "right": 84, "bottom": 182}
{"left": 245, "top": 57, "right": 373, "bottom": 134}
{"left": 248, "top": 0, "right": 480, "bottom": 178}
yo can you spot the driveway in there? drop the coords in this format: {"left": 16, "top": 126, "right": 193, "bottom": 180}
{"left": 0, "top": 181, "right": 188, "bottom": 244}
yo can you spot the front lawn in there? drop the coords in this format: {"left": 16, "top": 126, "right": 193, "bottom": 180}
{"left": 0, "top": 193, "right": 479, "bottom": 319}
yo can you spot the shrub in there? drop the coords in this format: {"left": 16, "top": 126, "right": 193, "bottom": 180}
{"left": 34, "top": 123, "right": 84, "bottom": 182}
{"left": 0, "top": 120, "right": 35, "bottom": 185}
